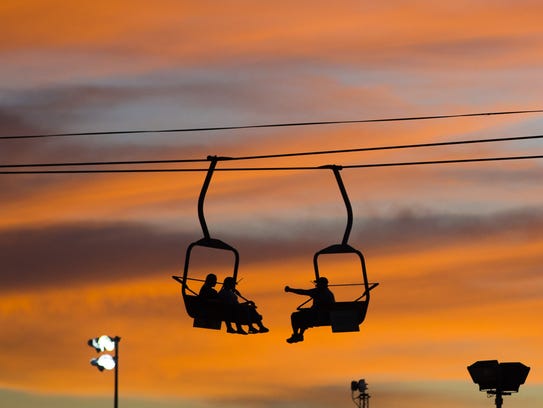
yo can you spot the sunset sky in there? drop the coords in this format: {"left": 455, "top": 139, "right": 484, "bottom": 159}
{"left": 2, "top": 1, "right": 543, "bottom": 407}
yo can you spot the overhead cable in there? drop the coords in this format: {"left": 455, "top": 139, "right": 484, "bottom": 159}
{"left": 2, "top": 108, "right": 543, "bottom": 140}
{"left": 2, "top": 133, "right": 543, "bottom": 169}
{"left": 2, "top": 153, "right": 543, "bottom": 174}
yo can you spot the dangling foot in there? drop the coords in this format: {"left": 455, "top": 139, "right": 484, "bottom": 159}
{"left": 286, "top": 333, "right": 303, "bottom": 343}
{"left": 236, "top": 327, "right": 248, "bottom": 335}
{"left": 248, "top": 326, "right": 259, "bottom": 334}
{"left": 226, "top": 326, "right": 237, "bottom": 334}
{"left": 258, "top": 325, "right": 269, "bottom": 333}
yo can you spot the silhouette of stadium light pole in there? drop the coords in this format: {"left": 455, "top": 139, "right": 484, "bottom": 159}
{"left": 350, "top": 379, "right": 370, "bottom": 408}
{"left": 467, "top": 360, "right": 530, "bottom": 408}
{"left": 88, "top": 335, "right": 121, "bottom": 408}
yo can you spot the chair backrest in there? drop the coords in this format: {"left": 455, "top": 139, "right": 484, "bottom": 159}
{"left": 183, "top": 294, "right": 201, "bottom": 318}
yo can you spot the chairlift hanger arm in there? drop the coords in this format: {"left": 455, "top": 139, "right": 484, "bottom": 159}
{"left": 198, "top": 157, "right": 217, "bottom": 239}
{"left": 320, "top": 165, "right": 353, "bottom": 245}
{"left": 197, "top": 155, "right": 232, "bottom": 240}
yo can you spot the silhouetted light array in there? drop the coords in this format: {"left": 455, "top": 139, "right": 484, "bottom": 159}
{"left": 88, "top": 335, "right": 121, "bottom": 408}
{"left": 351, "top": 379, "right": 370, "bottom": 408}
{"left": 467, "top": 360, "right": 530, "bottom": 408}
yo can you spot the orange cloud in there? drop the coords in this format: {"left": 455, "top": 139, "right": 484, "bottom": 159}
{"left": 3, "top": 0, "right": 543, "bottom": 69}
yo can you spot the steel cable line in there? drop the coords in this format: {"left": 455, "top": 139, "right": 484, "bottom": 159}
{"left": 2, "top": 108, "right": 543, "bottom": 140}
{"left": 2, "top": 153, "right": 543, "bottom": 174}
{"left": 2, "top": 133, "right": 543, "bottom": 169}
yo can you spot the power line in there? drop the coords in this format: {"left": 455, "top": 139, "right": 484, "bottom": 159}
{"left": 2, "top": 153, "right": 542, "bottom": 174}
{"left": 2, "top": 108, "right": 543, "bottom": 140}
{"left": 2, "top": 133, "right": 543, "bottom": 169}
{"left": 343, "top": 154, "right": 543, "bottom": 169}
{"left": 0, "top": 157, "right": 206, "bottom": 169}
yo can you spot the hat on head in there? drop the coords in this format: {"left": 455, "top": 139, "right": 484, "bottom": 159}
{"left": 313, "top": 277, "right": 329, "bottom": 286}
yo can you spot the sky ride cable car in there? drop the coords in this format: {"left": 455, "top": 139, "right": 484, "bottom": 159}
{"left": 296, "top": 165, "right": 379, "bottom": 333}
{"left": 172, "top": 156, "right": 241, "bottom": 330}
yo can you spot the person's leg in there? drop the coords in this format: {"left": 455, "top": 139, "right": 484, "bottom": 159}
{"left": 233, "top": 304, "right": 247, "bottom": 334}
{"left": 292, "top": 312, "right": 300, "bottom": 334}
{"left": 296, "top": 313, "right": 309, "bottom": 341}
{"left": 225, "top": 320, "right": 236, "bottom": 333}
{"left": 235, "top": 321, "right": 247, "bottom": 335}
{"left": 257, "top": 319, "right": 269, "bottom": 333}
{"left": 223, "top": 304, "right": 245, "bottom": 334}
{"left": 248, "top": 305, "right": 269, "bottom": 333}
{"left": 240, "top": 302, "right": 270, "bottom": 333}
{"left": 241, "top": 304, "right": 259, "bottom": 333}
{"left": 287, "top": 312, "right": 305, "bottom": 343}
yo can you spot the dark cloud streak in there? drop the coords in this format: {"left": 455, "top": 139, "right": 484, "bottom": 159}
{"left": 0, "top": 222, "right": 183, "bottom": 292}
{"left": 2, "top": 208, "right": 543, "bottom": 293}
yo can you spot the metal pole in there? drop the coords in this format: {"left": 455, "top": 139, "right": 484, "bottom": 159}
{"left": 354, "top": 392, "right": 370, "bottom": 408}
{"left": 495, "top": 391, "right": 503, "bottom": 408}
{"left": 114, "top": 337, "right": 120, "bottom": 408}
{"left": 361, "top": 392, "right": 370, "bottom": 408}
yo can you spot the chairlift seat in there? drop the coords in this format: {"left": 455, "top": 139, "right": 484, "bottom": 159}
{"left": 328, "top": 300, "right": 368, "bottom": 332}
{"left": 183, "top": 293, "right": 263, "bottom": 330}
{"left": 184, "top": 294, "right": 223, "bottom": 329}
{"left": 296, "top": 300, "right": 369, "bottom": 333}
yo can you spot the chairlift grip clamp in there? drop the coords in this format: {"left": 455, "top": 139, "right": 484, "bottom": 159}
{"left": 318, "top": 164, "right": 344, "bottom": 171}
{"left": 206, "top": 155, "right": 233, "bottom": 161}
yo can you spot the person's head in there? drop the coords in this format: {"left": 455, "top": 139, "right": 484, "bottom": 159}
{"left": 223, "top": 276, "right": 236, "bottom": 289}
{"left": 205, "top": 273, "right": 217, "bottom": 287}
{"left": 314, "top": 276, "right": 329, "bottom": 288}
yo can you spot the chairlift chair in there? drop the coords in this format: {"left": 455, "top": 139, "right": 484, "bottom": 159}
{"left": 172, "top": 157, "right": 238, "bottom": 330}
{"left": 293, "top": 166, "right": 378, "bottom": 333}
{"left": 173, "top": 236, "right": 239, "bottom": 330}
{"left": 172, "top": 156, "right": 264, "bottom": 331}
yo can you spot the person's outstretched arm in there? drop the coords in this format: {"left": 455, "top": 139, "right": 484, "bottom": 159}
{"left": 284, "top": 286, "right": 312, "bottom": 296}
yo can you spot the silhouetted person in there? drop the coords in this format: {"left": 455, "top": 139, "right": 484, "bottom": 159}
{"left": 219, "top": 277, "right": 269, "bottom": 335}
{"left": 285, "top": 276, "right": 335, "bottom": 343}
{"left": 195, "top": 273, "right": 222, "bottom": 325}
{"left": 199, "top": 273, "right": 218, "bottom": 299}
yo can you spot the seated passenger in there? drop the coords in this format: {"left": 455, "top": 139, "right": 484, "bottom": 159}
{"left": 284, "top": 276, "right": 335, "bottom": 343}
{"left": 219, "top": 277, "right": 269, "bottom": 335}
{"left": 199, "top": 273, "right": 219, "bottom": 299}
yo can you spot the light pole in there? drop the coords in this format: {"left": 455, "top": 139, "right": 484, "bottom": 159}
{"left": 351, "top": 379, "right": 370, "bottom": 408}
{"left": 88, "top": 335, "right": 121, "bottom": 408}
{"left": 467, "top": 360, "right": 530, "bottom": 408}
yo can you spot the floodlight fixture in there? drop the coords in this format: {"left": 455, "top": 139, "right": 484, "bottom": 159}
{"left": 467, "top": 360, "right": 530, "bottom": 408}
{"left": 351, "top": 379, "right": 368, "bottom": 392}
{"left": 91, "top": 354, "right": 116, "bottom": 371}
{"left": 88, "top": 335, "right": 118, "bottom": 352}
{"left": 351, "top": 379, "right": 370, "bottom": 408}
